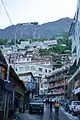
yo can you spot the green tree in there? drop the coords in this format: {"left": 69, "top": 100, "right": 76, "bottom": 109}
{"left": 39, "top": 48, "right": 49, "bottom": 56}
{"left": 0, "top": 39, "right": 8, "bottom": 45}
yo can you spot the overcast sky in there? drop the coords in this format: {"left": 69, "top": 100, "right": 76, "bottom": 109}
{"left": 0, "top": 0, "right": 77, "bottom": 29}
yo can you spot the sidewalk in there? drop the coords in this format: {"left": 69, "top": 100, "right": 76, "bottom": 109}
{"left": 59, "top": 107, "right": 79, "bottom": 120}
{"left": 12, "top": 110, "right": 29, "bottom": 120}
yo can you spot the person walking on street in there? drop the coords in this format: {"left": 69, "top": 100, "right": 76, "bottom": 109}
{"left": 46, "top": 98, "right": 49, "bottom": 105}
{"left": 50, "top": 99, "right": 53, "bottom": 112}
{"left": 54, "top": 100, "right": 60, "bottom": 115}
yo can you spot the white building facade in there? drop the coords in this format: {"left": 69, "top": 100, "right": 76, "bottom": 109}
{"left": 12, "top": 61, "right": 52, "bottom": 95}
{"left": 71, "top": 0, "right": 80, "bottom": 64}
{"left": 0, "top": 44, "right": 53, "bottom": 96}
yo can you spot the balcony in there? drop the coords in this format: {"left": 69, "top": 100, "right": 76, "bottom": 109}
{"left": 47, "top": 91, "right": 64, "bottom": 96}
{"left": 49, "top": 83, "right": 67, "bottom": 90}
{"left": 48, "top": 75, "right": 64, "bottom": 83}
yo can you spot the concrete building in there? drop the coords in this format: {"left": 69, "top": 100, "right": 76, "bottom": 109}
{"left": 18, "top": 41, "right": 30, "bottom": 49}
{"left": 45, "top": 65, "right": 70, "bottom": 99}
{"left": 0, "top": 49, "right": 27, "bottom": 120}
{"left": 12, "top": 62, "right": 52, "bottom": 95}
{"left": 1, "top": 46, "right": 53, "bottom": 95}
{"left": 69, "top": 0, "right": 80, "bottom": 64}
{"left": 68, "top": 0, "right": 80, "bottom": 100}
{"left": 52, "top": 53, "right": 71, "bottom": 70}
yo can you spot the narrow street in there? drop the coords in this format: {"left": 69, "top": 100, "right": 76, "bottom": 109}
{"left": 0, "top": 1, "right": 79, "bottom": 120}
{"left": 19, "top": 105, "right": 80, "bottom": 120}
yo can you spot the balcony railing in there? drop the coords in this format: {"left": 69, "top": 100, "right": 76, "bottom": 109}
{"left": 49, "top": 83, "right": 67, "bottom": 89}
{"left": 48, "top": 75, "right": 64, "bottom": 83}
{"left": 46, "top": 91, "right": 64, "bottom": 96}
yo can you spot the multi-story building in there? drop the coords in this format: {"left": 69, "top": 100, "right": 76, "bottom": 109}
{"left": 52, "top": 53, "right": 71, "bottom": 70}
{"left": 68, "top": 0, "right": 80, "bottom": 100}
{"left": 1, "top": 45, "right": 53, "bottom": 95}
{"left": 46, "top": 68, "right": 69, "bottom": 99}
{"left": 69, "top": 0, "right": 80, "bottom": 64}
{"left": 12, "top": 61, "right": 52, "bottom": 95}
{"left": 18, "top": 41, "right": 30, "bottom": 49}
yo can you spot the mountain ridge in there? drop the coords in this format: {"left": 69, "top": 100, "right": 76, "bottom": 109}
{"left": 0, "top": 17, "right": 73, "bottom": 39}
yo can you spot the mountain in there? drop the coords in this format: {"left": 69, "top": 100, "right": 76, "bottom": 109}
{"left": 0, "top": 17, "right": 72, "bottom": 39}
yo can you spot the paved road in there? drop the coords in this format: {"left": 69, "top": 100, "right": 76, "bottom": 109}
{"left": 19, "top": 105, "right": 80, "bottom": 120}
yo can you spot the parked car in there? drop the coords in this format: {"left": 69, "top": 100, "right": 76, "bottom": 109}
{"left": 63, "top": 100, "right": 71, "bottom": 112}
{"left": 69, "top": 101, "right": 80, "bottom": 116}
{"left": 29, "top": 97, "right": 44, "bottom": 114}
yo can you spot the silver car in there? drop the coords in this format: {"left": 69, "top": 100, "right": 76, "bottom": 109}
{"left": 29, "top": 97, "right": 44, "bottom": 114}
{"left": 69, "top": 101, "right": 80, "bottom": 116}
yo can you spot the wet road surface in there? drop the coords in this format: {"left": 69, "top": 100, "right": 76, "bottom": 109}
{"left": 19, "top": 105, "right": 80, "bottom": 120}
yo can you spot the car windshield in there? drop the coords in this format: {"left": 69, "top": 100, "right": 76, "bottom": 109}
{"left": 74, "top": 102, "right": 80, "bottom": 105}
{"left": 31, "top": 98, "right": 43, "bottom": 103}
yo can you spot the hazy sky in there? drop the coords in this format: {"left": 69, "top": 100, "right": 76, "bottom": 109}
{"left": 0, "top": 0, "right": 77, "bottom": 29}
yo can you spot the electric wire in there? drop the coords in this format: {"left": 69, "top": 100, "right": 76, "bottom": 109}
{"left": 1, "top": 0, "right": 13, "bottom": 25}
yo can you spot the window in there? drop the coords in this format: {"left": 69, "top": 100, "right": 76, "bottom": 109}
{"left": 41, "top": 84, "right": 43, "bottom": 88}
{"left": 19, "top": 67, "right": 23, "bottom": 72}
{"left": 39, "top": 74, "right": 42, "bottom": 77}
{"left": 49, "top": 70, "right": 51, "bottom": 73}
{"left": 27, "top": 58, "right": 30, "bottom": 61}
{"left": 31, "top": 66, "right": 35, "bottom": 70}
{"left": 72, "top": 47, "right": 76, "bottom": 53}
{"left": 25, "top": 66, "right": 29, "bottom": 71}
{"left": 45, "top": 69, "right": 47, "bottom": 73}
{"left": 40, "top": 90, "right": 43, "bottom": 94}
{"left": 31, "top": 58, "right": 34, "bottom": 60}
{"left": 39, "top": 68, "right": 42, "bottom": 71}
{"left": 31, "top": 98, "right": 43, "bottom": 103}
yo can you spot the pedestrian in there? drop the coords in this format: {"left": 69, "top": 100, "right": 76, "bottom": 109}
{"left": 50, "top": 99, "right": 53, "bottom": 112}
{"left": 54, "top": 100, "right": 60, "bottom": 115}
{"left": 46, "top": 98, "right": 49, "bottom": 105}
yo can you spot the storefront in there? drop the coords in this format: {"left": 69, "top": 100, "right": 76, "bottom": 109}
{"left": 14, "top": 83, "right": 25, "bottom": 113}
{"left": 0, "top": 77, "right": 14, "bottom": 120}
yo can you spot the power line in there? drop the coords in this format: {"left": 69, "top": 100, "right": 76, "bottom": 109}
{"left": 1, "top": 0, "right": 13, "bottom": 25}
